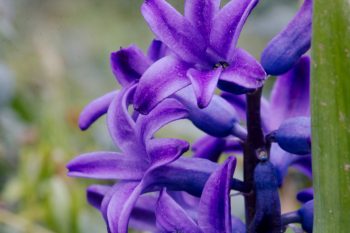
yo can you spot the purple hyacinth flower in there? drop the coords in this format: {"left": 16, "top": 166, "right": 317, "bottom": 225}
{"left": 80, "top": 43, "right": 247, "bottom": 139}
{"left": 86, "top": 185, "right": 158, "bottom": 232}
{"left": 155, "top": 157, "right": 245, "bottom": 233}
{"left": 134, "top": 0, "right": 266, "bottom": 113}
{"left": 261, "top": 0, "right": 312, "bottom": 75}
{"left": 271, "top": 117, "right": 311, "bottom": 155}
{"left": 221, "top": 56, "right": 311, "bottom": 184}
{"left": 69, "top": 85, "right": 247, "bottom": 232}
{"left": 70, "top": 85, "right": 188, "bottom": 232}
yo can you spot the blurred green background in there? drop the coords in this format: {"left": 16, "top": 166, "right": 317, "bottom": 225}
{"left": 0, "top": 0, "right": 303, "bottom": 232}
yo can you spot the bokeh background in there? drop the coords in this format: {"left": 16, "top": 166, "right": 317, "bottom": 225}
{"left": 0, "top": 0, "right": 307, "bottom": 232}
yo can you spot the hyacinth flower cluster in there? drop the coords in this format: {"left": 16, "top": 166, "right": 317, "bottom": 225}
{"left": 67, "top": 0, "right": 314, "bottom": 232}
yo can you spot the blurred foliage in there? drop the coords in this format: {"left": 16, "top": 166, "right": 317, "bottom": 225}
{"left": 0, "top": 0, "right": 306, "bottom": 233}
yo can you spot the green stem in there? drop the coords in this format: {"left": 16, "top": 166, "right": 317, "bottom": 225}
{"left": 312, "top": 0, "right": 350, "bottom": 232}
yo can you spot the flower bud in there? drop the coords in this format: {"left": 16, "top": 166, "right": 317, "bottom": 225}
{"left": 272, "top": 117, "right": 311, "bottom": 155}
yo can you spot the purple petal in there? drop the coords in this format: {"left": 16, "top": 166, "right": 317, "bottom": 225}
{"left": 210, "top": 0, "right": 258, "bottom": 60}
{"left": 107, "top": 85, "right": 146, "bottom": 157}
{"left": 174, "top": 87, "right": 241, "bottom": 137}
{"left": 297, "top": 188, "right": 314, "bottom": 203}
{"left": 106, "top": 182, "right": 143, "bottom": 233}
{"left": 198, "top": 156, "right": 237, "bottom": 233}
{"left": 106, "top": 147, "right": 195, "bottom": 233}
{"left": 79, "top": 91, "right": 117, "bottom": 131}
{"left": 146, "top": 157, "right": 218, "bottom": 196}
{"left": 261, "top": 0, "right": 312, "bottom": 75}
{"left": 111, "top": 45, "right": 151, "bottom": 86}
{"left": 100, "top": 184, "right": 157, "bottom": 233}
{"left": 260, "top": 97, "right": 273, "bottom": 133}
{"left": 87, "top": 185, "right": 110, "bottom": 209}
{"left": 67, "top": 152, "right": 147, "bottom": 180}
{"left": 155, "top": 191, "right": 202, "bottom": 233}
{"left": 136, "top": 98, "right": 188, "bottom": 142}
{"left": 147, "top": 138, "right": 189, "bottom": 166}
{"left": 167, "top": 191, "right": 200, "bottom": 216}
{"left": 273, "top": 117, "right": 311, "bottom": 155}
{"left": 218, "top": 49, "right": 266, "bottom": 94}
{"left": 192, "top": 135, "right": 226, "bottom": 162}
{"left": 134, "top": 56, "right": 191, "bottom": 114}
{"left": 100, "top": 182, "right": 130, "bottom": 231}
{"left": 268, "top": 56, "right": 310, "bottom": 130}
{"left": 147, "top": 39, "right": 169, "bottom": 61}
{"left": 129, "top": 195, "right": 158, "bottom": 232}
{"left": 142, "top": 0, "right": 207, "bottom": 64}
{"left": 184, "top": 0, "right": 220, "bottom": 43}
{"left": 224, "top": 138, "right": 244, "bottom": 154}
{"left": 187, "top": 67, "right": 222, "bottom": 108}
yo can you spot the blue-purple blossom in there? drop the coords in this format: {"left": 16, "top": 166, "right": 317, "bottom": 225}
{"left": 81, "top": 43, "right": 247, "bottom": 139}
{"left": 68, "top": 0, "right": 317, "bottom": 232}
{"left": 68, "top": 84, "right": 246, "bottom": 232}
{"left": 134, "top": 0, "right": 266, "bottom": 113}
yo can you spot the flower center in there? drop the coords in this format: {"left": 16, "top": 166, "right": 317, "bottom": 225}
{"left": 213, "top": 61, "right": 229, "bottom": 69}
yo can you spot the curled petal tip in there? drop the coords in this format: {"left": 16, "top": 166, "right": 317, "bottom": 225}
{"left": 187, "top": 67, "right": 222, "bottom": 109}
{"left": 198, "top": 156, "right": 237, "bottom": 233}
{"left": 218, "top": 49, "right": 267, "bottom": 94}
{"left": 110, "top": 46, "right": 151, "bottom": 86}
{"left": 78, "top": 91, "right": 117, "bottom": 131}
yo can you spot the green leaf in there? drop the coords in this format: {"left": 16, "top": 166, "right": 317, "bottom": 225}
{"left": 312, "top": 0, "right": 350, "bottom": 232}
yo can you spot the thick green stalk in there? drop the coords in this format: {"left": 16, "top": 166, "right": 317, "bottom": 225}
{"left": 312, "top": 0, "right": 350, "bottom": 232}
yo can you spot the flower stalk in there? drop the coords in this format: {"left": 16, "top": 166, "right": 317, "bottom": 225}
{"left": 243, "top": 87, "right": 266, "bottom": 228}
